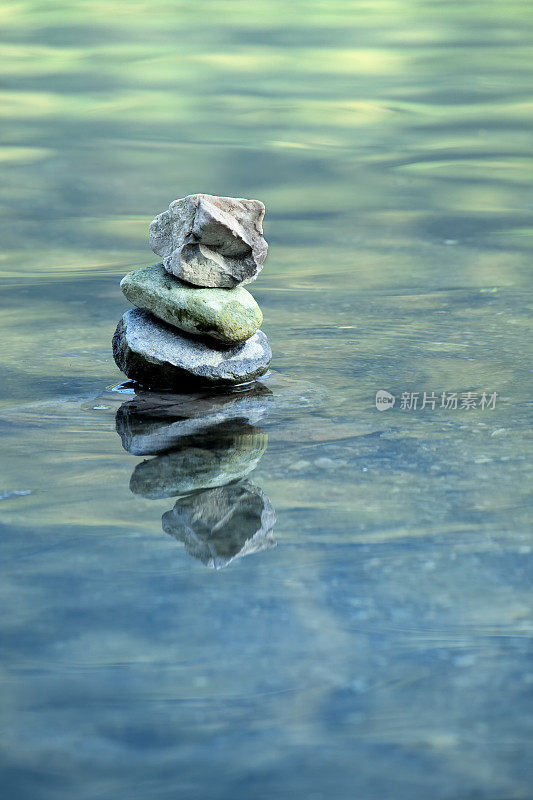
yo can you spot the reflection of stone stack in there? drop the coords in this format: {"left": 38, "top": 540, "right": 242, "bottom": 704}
{"left": 115, "top": 385, "right": 276, "bottom": 569}
{"left": 112, "top": 194, "right": 272, "bottom": 389}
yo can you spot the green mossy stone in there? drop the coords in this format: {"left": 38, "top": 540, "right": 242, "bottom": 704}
{"left": 120, "top": 263, "right": 262, "bottom": 344}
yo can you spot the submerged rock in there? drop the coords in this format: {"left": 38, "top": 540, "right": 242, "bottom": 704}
{"left": 129, "top": 424, "right": 267, "bottom": 499}
{"left": 149, "top": 194, "right": 268, "bottom": 288}
{"left": 116, "top": 383, "right": 273, "bottom": 455}
{"left": 162, "top": 480, "right": 276, "bottom": 569}
{"left": 120, "top": 264, "right": 262, "bottom": 344}
{"left": 112, "top": 308, "right": 271, "bottom": 389}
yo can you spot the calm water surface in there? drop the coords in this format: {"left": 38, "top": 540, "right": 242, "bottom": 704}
{"left": 1, "top": 2, "right": 532, "bottom": 798}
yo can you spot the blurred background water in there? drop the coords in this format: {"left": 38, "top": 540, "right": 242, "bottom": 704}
{"left": 1, "top": 1, "right": 532, "bottom": 798}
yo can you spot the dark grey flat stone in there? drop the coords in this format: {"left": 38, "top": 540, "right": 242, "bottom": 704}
{"left": 112, "top": 308, "right": 271, "bottom": 389}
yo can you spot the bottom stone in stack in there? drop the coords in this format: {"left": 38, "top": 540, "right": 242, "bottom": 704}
{"left": 112, "top": 307, "right": 271, "bottom": 390}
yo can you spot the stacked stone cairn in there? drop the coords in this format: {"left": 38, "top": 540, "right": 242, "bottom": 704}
{"left": 112, "top": 194, "right": 271, "bottom": 390}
